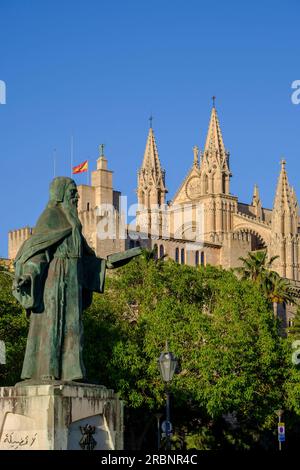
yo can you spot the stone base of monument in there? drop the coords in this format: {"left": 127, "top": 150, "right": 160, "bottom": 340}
{"left": 0, "top": 382, "right": 123, "bottom": 450}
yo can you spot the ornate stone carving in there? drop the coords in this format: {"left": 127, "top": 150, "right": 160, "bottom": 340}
{"left": 185, "top": 176, "right": 202, "bottom": 200}
{"left": 79, "top": 424, "right": 97, "bottom": 450}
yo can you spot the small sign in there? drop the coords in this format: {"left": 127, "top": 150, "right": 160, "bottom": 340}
{"left": 161, "top": 420, "right": 172, "bottom": 434}
{"left": 278, "top": 422, "right": 285, "bottom": 442}
{"left": 0, "top": 341, "right": 6, "bottom": 365}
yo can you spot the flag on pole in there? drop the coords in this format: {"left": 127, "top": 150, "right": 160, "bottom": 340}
{"left": 72, "top": 160, "right": 88, "bottom": 174}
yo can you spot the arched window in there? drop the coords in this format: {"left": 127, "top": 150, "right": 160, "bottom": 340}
{"left": 195, "top": 251, "right": 199, "bottom": 266}
{"left": 153, "top": 244, "right": 158, "bottom": 260}
{"left": 87, "top": 202, "right": 90, "bottom": 211}
{"left": 181, "top": 248, "right": 185, "bottom": 264}
{"left": 159, "top": 245, "right": 164, "bottom": 258}
{"left": 201, "top": 251, "right": 205, "bottom": 266}
{"left": 175, "top": 247, "right": 179, "bottom": 263}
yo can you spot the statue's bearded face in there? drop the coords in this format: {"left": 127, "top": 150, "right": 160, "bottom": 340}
{"left": 62, "top": 182, "right": 82, "bottom": 233}
{"left": 65, "top": 183, "right": 79, "bottom": 208}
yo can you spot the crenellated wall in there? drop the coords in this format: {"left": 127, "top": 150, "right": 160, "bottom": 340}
{"left": 8, "top": 226, "right": 32, "bottom": 260}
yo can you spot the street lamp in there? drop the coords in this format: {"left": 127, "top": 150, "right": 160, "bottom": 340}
{"left": 276, "top": 409, "right": 284, "bottom": 451}
{"left": 158, "top": 341, "right": 178, "bottom": 451}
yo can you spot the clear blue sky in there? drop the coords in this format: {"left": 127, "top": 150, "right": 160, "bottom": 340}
{"left": 0, "top": 0, "right": 299, "bottom": 257}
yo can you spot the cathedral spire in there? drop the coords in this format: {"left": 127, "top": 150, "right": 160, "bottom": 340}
{"left": 252, "top": 184, "right": 260, "bottom": 203}
{"left": 137, "top": 126, "right": 167, "bottom": 208}
{"left": 204, "top": 103, "right": 226, "bottom": 156}
{"left": 273, "top": 159, "right": 293, "bottom": 211}
{"left": 193, "top": 145, "right": 199, "bottom": 167}
{"left": 140, "top": 127, "right": 161, "bottom": 175}
{"left": 271, "top": 160, "right": 299, "bottom": 279}
{"left": 200, "top": 101, "right": 231, "bottom": 194}
{"left": 272, "top": 159, "right": 298, "bottom": 239}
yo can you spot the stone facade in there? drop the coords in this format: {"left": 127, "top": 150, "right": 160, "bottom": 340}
{"left": 134, "top": 106, "right": 299, "bottom": 286}
{"left": 8, "top": 104, "right": 300, "bottom": 323}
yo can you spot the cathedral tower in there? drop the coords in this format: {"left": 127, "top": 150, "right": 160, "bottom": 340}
{"left": 200, "top": 102, "right": 235, "bottom": 238}
{"left": 271, "top": 160, "right": 299, "bottom": 279}
{"left": 200, "top": 100, "right": 231, "bottom": 195}
{"left": 137, "top": 124, "right": 167, "bottom": 209}
{"left": 171, "top": 101, "right": 236, "bottom": 240}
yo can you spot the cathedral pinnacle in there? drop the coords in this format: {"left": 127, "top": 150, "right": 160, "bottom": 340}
{"left": 204, "top": 103, "right": 226, "bottom": 157}
{"left": 199, "top": 101, "right": 231, "bottom": 194}
{"left": 273, "top": 159, "right": 293, "bottom": 211}
{"left": 280, "top": 158, "right": 286, "bottom": 168}
{"left": 97, "top": 143, "right": 107, "bottom": 170}
{"left": 193, "top": 145, "right": 199, "bottom": 166}
{"left": 149, "top": 115, "right": 153, "bottom": 129}
{"left": 252, "top": 184, "right": 260, "bottom": 202}
{"left": 137, "top": 125, "right": 167, "bottom": 207}
{"left": 252, "top": 184, "right": 262, "bottom": 219}
{"left": 99, "top": 144, "right": 105, "bottom": 157}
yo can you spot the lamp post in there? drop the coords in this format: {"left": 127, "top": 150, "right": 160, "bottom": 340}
{"left": 276, "top": 409, "right": 284, "bottom": 451}
{"left": 158, "top": 341, "right": 178, "bottom": 451}
{"left": 154, "top": 413, "right": 163, "bottom": 450}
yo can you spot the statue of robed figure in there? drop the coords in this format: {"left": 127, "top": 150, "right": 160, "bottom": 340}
{"left": 12, "top": 177, "right": 141, "bottom": 382}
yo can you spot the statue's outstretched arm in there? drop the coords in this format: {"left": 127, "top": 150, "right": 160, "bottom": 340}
{"left": 106, "top": 247, "right": 142, "bottom": 269}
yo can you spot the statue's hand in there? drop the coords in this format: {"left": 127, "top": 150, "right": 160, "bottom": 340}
{"left": 14, "top": 275, "right": 31, "bottom": 291}
{"left": 105, "top": 260, "right": 114, "bottom": 269}
{"left": 106, "top": 247, "right": 142, "bottom": 269}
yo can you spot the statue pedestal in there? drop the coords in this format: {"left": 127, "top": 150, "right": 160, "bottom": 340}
{"left": 0, "top": 382, "right": 123, "bottom": 450}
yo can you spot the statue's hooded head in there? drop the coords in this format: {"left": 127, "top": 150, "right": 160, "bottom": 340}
{"left": 50, "top": 177, "right": 78, "bottom": 204}
{"left": 49, "top": 177, "right": 82, "bottom": 255}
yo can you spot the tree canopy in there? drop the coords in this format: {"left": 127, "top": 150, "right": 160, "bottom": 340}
{"left": 1, "top": 255, "right": 299, "bottom": 449}
{"left": 83, "top": 257, "right": 292, "bottom": 449}
{"left": 0, "top": 267, "right": 28, "bottom": 385}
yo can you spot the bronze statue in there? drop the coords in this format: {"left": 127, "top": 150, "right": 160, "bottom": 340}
{"left": 12, "top": 177, "right": 140, "bottom": 382}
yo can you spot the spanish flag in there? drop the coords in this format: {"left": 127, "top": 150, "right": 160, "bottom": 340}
{"left": 72, "top": 160, "right": 88, "bottom": 174}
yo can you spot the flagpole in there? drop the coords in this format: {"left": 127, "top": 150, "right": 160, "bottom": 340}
{"left": 87, "top": 159, "right": 89, "bottom": 185}
{"left": 70, "top": 135, "right": 74, "bottom": 177}
{"left": 53, "top": 148, "right": 56, "bottom": 177}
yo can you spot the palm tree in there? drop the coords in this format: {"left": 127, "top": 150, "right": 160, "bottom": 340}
{"left": 140, "top": 247, "right": 157, "bottom": 262}
{"left": 140, "top": 247, "right": 167, "bottom": 263}
{"left": 236, "top": 250, "right": 278, "bottom": 283}
{"left": 236, "top": 250, "right": 296, "bottom": 316}
{"left": 287, "top": 307, "right": 300, "bottom": 338}
{"left": 262, "top": 271, "right": 295, "bottom": 305}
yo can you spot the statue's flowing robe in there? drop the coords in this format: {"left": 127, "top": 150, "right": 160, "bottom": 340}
{"left": 13, "top": 205, "right": 106, "bottom": 381}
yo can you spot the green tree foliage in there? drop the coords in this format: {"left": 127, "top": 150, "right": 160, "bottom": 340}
{"left": 236, "top": 250, "right": 278, "bottom": 283}
{"left": 1, "top": 257, "right": 299, "bottom": 449}
{"left": 236, "top": 250, "right": 296, "bottom": 305}
{"left": 287, "top": 307, "right": 300, "bottom": 339}
{"left": 83, "top": 258, "right": 288, "bottom": 449}
{"left": 263, "top": 271, "right": 296, "bottom": 304}
{"left": 0, "top": 269, "right": 28, "bottom": 386}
